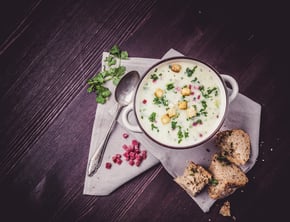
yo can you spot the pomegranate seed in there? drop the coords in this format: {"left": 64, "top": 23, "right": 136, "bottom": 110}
{"left": 129, "top": 159, "right": 135, "bottom": 166}
{"left": 116, "top": 158, "right": 122, "bottom": 165}
{"left": 197, "top": 95, "right": 201, "bottom": 100}
{"left": 128, "top": 145, "right": 133, "bottom": 152}
{"left": 141, "top": 150, "right": 147, "bottom": 159}
{"left": 132, "top": 140, "right": 139, "bottom": 147}
{"left": 136, "top": 154, "right": 143, "bottom": 161}
{"left": 105, "top": 162, "right": 112, "bottom": 169}
{"left": 122, "top": 133, "right": 129, "bottom": 139}
{"left": 107, "top": 136, "right": 147, "bottom": 168}
{"left": 116, "top": 154, "right": 121, "bottom": 158}
{"left": 136, "top": 160, "right": 141, "bottom": 166}
{"left": 142, "top": 99, "right": 147, "bottom": 104}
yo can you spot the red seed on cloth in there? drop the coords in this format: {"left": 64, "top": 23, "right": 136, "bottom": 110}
{"left": 105, "top": 135, "right": 147, "bottom": 169}
{"left": 105, "top": 162, "right": 112, "bottom": 169}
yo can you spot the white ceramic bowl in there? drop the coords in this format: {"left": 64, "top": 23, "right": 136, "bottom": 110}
{"left": 122, "top": 57, "right": 238, "bottom": 149}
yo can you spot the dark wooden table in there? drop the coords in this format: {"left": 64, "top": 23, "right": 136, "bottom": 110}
{"left": 1, "top": 0, "right": 290, "bottom": 221}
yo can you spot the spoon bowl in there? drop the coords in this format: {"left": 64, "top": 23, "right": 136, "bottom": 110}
{"left": 115, "top": 71, "right": 140, "bottom": 106}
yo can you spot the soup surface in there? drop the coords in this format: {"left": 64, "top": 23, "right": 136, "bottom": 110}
{"left": 135, "top": 58, "right": 227, "bottom": 148}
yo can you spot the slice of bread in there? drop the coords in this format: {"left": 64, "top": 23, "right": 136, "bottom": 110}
{"left": 216, "top": 129, "right": 251, "bottom": 166}
{"left": 174, "top": 161, "right": 212, "bottom": 197}
{"left": 208, "top": 154, "right": 248, "bottom": 199}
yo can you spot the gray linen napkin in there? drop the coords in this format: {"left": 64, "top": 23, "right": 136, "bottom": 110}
{"left": 84, "top": 49, "right": 261, "bottom": 213}
{"left": 83, "top": 53, "right": 160, "bottom": 196}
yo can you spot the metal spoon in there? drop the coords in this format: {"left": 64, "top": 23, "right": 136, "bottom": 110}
{"left": 87, "top": 71, "right": 140, "bottom": 177}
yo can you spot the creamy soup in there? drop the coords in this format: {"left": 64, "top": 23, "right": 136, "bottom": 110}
{"left": 135, "top": 58, "right": 227, "bottom": 148}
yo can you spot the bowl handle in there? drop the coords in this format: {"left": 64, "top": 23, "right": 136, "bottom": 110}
{"left": 221, "top": 74, "right": 239, "bottom": 103}
{"left": 122, "top": 103, "right": 143, "bottom": 133}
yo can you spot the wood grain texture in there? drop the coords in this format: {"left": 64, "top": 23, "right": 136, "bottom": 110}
{"left": 1, "top": 0, "right": 290, "bottom": 221}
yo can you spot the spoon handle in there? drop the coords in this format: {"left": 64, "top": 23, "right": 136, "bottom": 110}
{"left": 87, "top": 104, "right": 122, "bottom": 177}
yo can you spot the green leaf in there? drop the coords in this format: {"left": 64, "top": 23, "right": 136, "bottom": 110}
{"left": 101, "top": 89, "right": 111, "bottom": 97}
{"left": 109, "top": 45, "right": 121, "bottom": 57}
{"left": 115, "top": 66, "right": 126, "bottom": 77}
{"left": 113, "top": 77, "right": 120, "bottom": 85}
{"left": 96, "top": 95, "right": 106, "bottom": 104}
{"left": 86, "top": 45, "right": 129, "bottom": 104}
{"left": 120, "top": 51, "right": 128, "bottom": 59}
{"left": 105, "top": 55, "right": 117, "bottom": 66}
{"left": 87, "top": 85, "right": 93, "bottom": 93}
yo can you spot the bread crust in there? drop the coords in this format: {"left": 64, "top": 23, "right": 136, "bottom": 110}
{"left": 174, "top": 161, "right": 212, "bottom": 197}
{"left": 216, "top": 129, "right": 251, "bottom": 166}
{"left": 208, "top": 154, "right": 248, "bottom": 199}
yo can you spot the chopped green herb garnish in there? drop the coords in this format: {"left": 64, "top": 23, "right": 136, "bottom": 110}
{"left": 209, "top": 178, "right": 219, "bottom": 186}
{"left": 150, "top": 73, "right": 159, "bottom": 81}
{"left": 149, "top": 112, "right": 157, "bottom": 122}
{"left": 177, "top": 126, "right": 183, "bottom": 144}
{"left": 207, "top": 87, "right": 218, "bottom": 96}
{"left": 184, "top": 130, "right": 189, "bottom": 138}
{"left": 199, "top": 85, "right": 219, "bottom": 98}
{"left": 201, "top": 100, "right": 207, "bottom": 110}
{"left": 176, "top": 126, "right": 188, "bottom": 143}
{"left": 191, "top": 77, "right": 198, "bottom": 82}
{"left": 153, "top": 96, "right": 168, "bottom": 106}
{"left": 193, "top": 119, "right": 203, "bottom": 125}
{"left": 151, "top": 123, "right": 159, "bottom": 132}
{"left": 217, "top": 155, "right": 231, "bottom": 165}
{"left": 199, "top": 100, "right": 208, "bottom": 116}
{"left": 166, "top": 83, "right": 175, "bottom": 90}
{"left": 185, "top": 66, "right": 197, "bottom": 77}
{"left": 171, "top": 121, "right": 177, "bottom": 130}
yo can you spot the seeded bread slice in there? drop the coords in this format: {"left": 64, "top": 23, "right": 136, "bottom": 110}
{"left": 174, "top": 161, "right": 212, "bottom": 197}
{"left": 208, "top": 154, "right": 248, "bottom": 199}
{"left": 216, "top": 129, "right": 251, "bottom": 166}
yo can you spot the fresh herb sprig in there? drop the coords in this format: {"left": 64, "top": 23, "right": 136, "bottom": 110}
{"left": 87, "top": 45, "right": 129, "bottom": 104}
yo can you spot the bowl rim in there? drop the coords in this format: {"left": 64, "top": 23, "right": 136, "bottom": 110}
{"left": 133, "top": 56, "right": 229, "bottom": 149}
